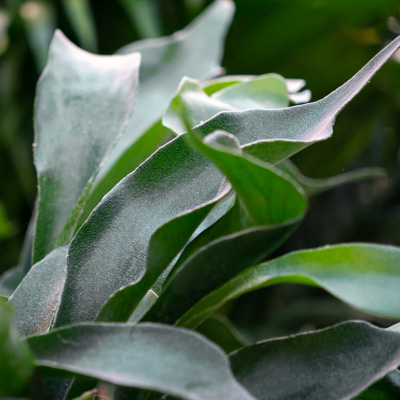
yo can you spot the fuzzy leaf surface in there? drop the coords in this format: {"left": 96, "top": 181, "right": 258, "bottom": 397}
{"left": 27, "top": 323, "right": 254, "bottom": 400}
{"left": 57, "top": 36, "right": 400, "bottom": 326}
{"left": 92, "top": 0, "right": 235, "bottom": 204}
{"left": 33, "top": 31, "right": 140, "bottom": 262}
{"left": 142, "top": 131, "right": 306, "bottom": 324}
{"left": 9, "top": 246, "right": 68, "bottom": 337}
{"left": 96, "top": 76, "right": 290, "bottom": 323}
{"left": 230, "top": 321, "right": 400, "bottom": 400}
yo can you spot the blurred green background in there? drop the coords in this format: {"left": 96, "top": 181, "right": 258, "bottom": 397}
{"left": 1, "top": 0, "right": 400, "bottom": 340}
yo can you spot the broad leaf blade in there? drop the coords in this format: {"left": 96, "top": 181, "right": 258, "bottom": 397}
{"left": 230, "top": 321, "right": 400, "bottom": 400}
{"left": 33, "top": 30, "right": 140, "bottom": 263}
{"left": 56, "top": 136, "right": 226, "bottom": 326}
{"left": 28, "top": 323, "right": 254, "bottom": 400}
{"left": 9, "top": 246, "right": 68, "bottom": 337}
{"left": 178, "top": 243, "right": 400, "bottom": 327}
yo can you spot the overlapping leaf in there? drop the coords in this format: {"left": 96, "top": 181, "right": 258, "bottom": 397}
{"left": 33, "top": 31, "right": 141, "bottom": 263}
{"left": 177, "top": 243, "right": 400, "bottom": 327}
{"left": 27, "top": 323, "right": 254, "bottom": 400}
{"left": 56, "top": 71, "right": 293, "bottom": 326}
{"left": 196, "top": 314, "right": 250, "bottom": 353}
{"left": 89, "top": 0, "right": 235, "bottom": 210}
{"left": 166, "top": 35, "right": 400, "bottom": 166}
{"left": 9, "top": 246, "right": 68, "bottom": 337}
{"left": 163, "top": 74, "right": 289, "bottom": 134}
{"left": 230, "top": 321, "right": 400, "bottom": 400}
{"left": 56, "top": 36, "right": 400, "bottom": 328}
{"left": 0, "top": 266, "right": 24, "bottom": 297}
{"left": 356, "top": 371, "right": 400, "bottom": 399}
{"left": 96, "top": 75, "right": 291, "bottom": 323}
{"left": 142, "top": 131, "right": 306, "bottom": 324}
{"left": 56, "top": 135, "right": 226, "bottom": 326}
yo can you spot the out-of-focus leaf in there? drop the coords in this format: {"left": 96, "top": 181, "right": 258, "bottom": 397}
{"left": 28, "top": 323, "right": 254, "bottom": 400}
{"left": 19, "top": 1, "right": 55, "bottom": 70}
{"left": 33, "top": 30, "right": 140, "bottom": 263}
{"left": 9, "top": 246, "right": 68, "bottom": 337}
{"left": 66, "top": 379, "right": 99, "bottom": 400}
{"left": 91, "top": 0, "right": 235, "bottom": 210}
{"left": 277, "top": 159, "right": 386, "bottom": 196}
{"left": 196, "top": 314, "right": 250, "bottom": 353}
{"left": 18, "top": 200, "right": 36, "bottom": 274}
{"left": 0, "top": 201, "right": 16, "bottom": 240}
{"left": 177, "top": 243, "right": 400, "bottom": 327}
{"left": 0, "top": 302, "right": 34, "bottom": 397}
{"left": 230, "top": 321, "right": 400, "bottom": 400}
{"left": 0, "top": 266, "right": 24, "bottom": 297}
{"left": 142, "top": 131, "right": 306, "bottom": 324}
{"left": 61, "top": 0, "right": 97, "bottom": 52}
{"left": 0, "top": 9, "right": 9, "bottom": 55}
{"left": 118, "top": 0, "right": 161, "bottom": 39}
{"left": 356, "top": 370, "right": 400, "bottom": 399}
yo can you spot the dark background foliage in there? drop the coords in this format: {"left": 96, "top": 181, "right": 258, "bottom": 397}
{"left": 1, "top": 0, "right": 400, "bottom": 340}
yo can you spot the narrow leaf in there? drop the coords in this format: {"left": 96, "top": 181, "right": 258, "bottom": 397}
{"left": 166, "top": 36, "right": 400, "bottom": 165}
{"left": 278, "top": 159, "right": 386, "bottom": 196}
{"left": 61, "top": 0, "right": 97, "bottom": 52}
{"left": 118, "top": 0, "right": 162, "bottom": 39}
{"left": 178, "top": 243, "right": 400, "bottom": 327}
